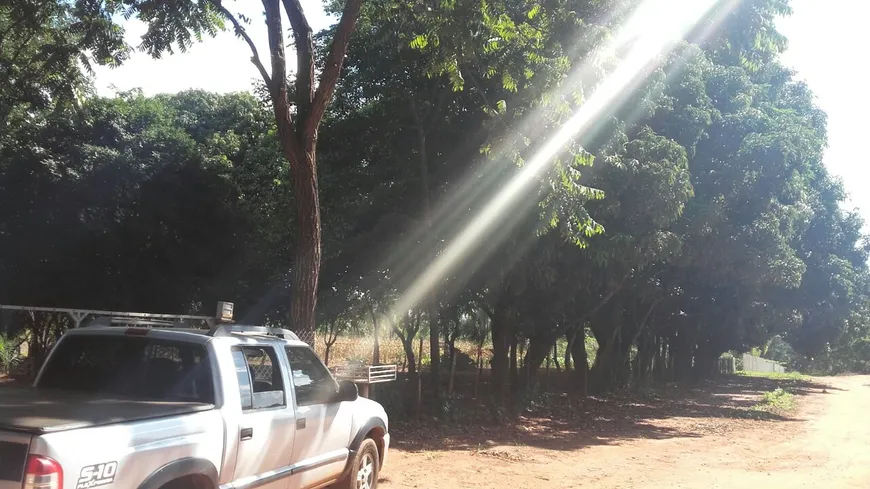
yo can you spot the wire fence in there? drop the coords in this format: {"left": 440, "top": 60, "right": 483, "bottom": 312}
{"left": 313, "top": 334, "right": 490, "bottom": 372}
{"left": 294, "top": 328, "right": 316, "bottom": 347}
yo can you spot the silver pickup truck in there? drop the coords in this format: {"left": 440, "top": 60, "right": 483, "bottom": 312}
{"left": 0, "top": 325, "right": 390, "bottom": 489}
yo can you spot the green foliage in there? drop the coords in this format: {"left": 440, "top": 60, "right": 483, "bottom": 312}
{"left": 4, "top": 0, "right": 869, "bottom": 402}
{"left": 0, "top": 0, "right": 127, "bottom": 126}
{"left": 737, "top": 371, "right": 807, "bottom": 382}
{"left": 752, "top": 388, "right": 795, "bottom": 412}
{"left": 0, "top": 90, "right": 289, "bottom": 315}
{"left": 0, "top": 334, "right": 23, "bottom": 374}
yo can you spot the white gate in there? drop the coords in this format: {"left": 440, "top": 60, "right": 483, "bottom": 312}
{"left": 742, "top": 353, "right": 785, "bottom": 374}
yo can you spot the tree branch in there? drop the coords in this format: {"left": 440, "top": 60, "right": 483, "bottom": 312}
{"left": 466, "top": 68, "right": 512, "bottom": 132}
{"left": 281, "top": 0, "right": 314, "bottom": 133}
{"left": 393, "top": 323, "right": 407, "bottom": 343}
{"left": 424, "top": 84, "right": 449, "bottom": 134}
{"left": 216, "top": 5, "right": 272, "bottom": 88}
{"left": 478, "top": 302, "right": 495, "bottom": 320}
{"left": 262, "top": 0, "right": 287, "bottom": 98}
{"left": 304, "top": 0, "right": 363, "bottom": 136}
{"left": 262, "top": 0, "right": 304, "bottom": 162}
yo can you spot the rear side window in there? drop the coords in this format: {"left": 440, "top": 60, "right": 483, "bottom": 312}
{"left": 232, "top": 346, "right": 285, "bottom": 410}
{"left": 0, "top": 441, "right": 27, "bottom": 482}
{"left": 37, "top": 334, "right": 214, "bottom": 404}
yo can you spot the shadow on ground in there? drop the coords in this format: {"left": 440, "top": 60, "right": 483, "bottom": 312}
{"left": 2, "top": 370, "right": 827, "bottom": 456}
{"left": 390, "top": 374, "right": 827, "bottom": 453}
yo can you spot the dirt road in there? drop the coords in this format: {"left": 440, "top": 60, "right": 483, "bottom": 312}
{"left": 381, "top": 375, "right": 870, "bottom": 488}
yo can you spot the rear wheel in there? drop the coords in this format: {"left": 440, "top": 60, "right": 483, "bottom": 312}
{"left": 337, "top": 438, "right": 380, "bottom": 489}
{"left": 159, "top": 475, "right": 213, "bottom": 489}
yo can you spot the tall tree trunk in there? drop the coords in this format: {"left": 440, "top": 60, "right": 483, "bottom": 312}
{"left": 231, "top": 0, "right": 362, "bottom": 345}
{"left": 475, "top": 345, "right": 482, "bottom": 399}
{"left": 590, "top": 330, "right": 635, "bottom": 393}
{"left": 489, "top": 295, "right": 512, "bottom": 402}
{"left": 635, "top": 332, "right": 655, "bottom": 388}
{"left": 553, "top": 342, "right": 561, "bottom": 372}
{"left": 693, "top": 339, "right": 725, "bottom": 381}
{"left": 653, "top": 335, "right": 665, "bottom": 382}
{"left": 401, "top": 337, "right": 417, "bottom": 374}
{"left": 545, "top": 350, "right": 551, "bottom": 392}
{"left": 272, "top": 89, "right": 322, "bottom": 344}
{"left": 446, "top": 306, "right": 460, "bottom": 367}
{"left": 367, "top": 297, "right": 381, "bottom": 365}
{"left": 564, "top": 329, "right": 576, "bottom": 372}
{"left": 509, "top": 335, "right": 518, "bottom": 392}
{"left": 324, "top": 338, "right": 338, "bottom": 367}
{"left": 410, "top": 99, "right": 441, "bottom": 402}
{"left": 323, "top": 322, "right": 339, "bottom": 367}
{"left": 626, "top": 301, "right": 658, "bottom": 388}
{"left": 288, "top": 151, "right": 321, "bottom": 344}
{"left": 589, "top": 302, "right": 624, "bottom": 393}
{"left": 427, "top": 305, "right": 440, "bottom": 400}
{"left": 448, "top": 347, "right": 458, "bottom": 397}
{"left": 672, "top": 329, "right": 695, "bottom": 382}
{"left": 570, "top": 332, "right": 588, "bottom": 396}
{"left": 521, "top": 334, "right": 553, "bottom": 390}
{"left": 416, "top": 332, "right": 424, "bottom": 410}
{"left": 589, "top": 338, "right": 614, "bottom": 393}
{"left": 393, "top": 311, "right": 419, "bottom": 374}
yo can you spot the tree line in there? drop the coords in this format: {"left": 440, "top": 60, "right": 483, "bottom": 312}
{"left": 2, "top": 0, "right": 869, "bottom": 404}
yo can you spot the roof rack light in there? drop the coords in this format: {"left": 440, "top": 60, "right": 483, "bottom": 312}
{"left": 217, "top": 301, "right": 234, "bottom": 323}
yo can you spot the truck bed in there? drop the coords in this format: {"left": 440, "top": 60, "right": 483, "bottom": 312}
{"left": 0, "top": 387, "right": 214, "bottom": 434}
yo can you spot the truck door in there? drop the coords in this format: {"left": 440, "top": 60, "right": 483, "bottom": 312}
{"left": 230, "top": 345, "right": 296, "bottom": 489}
{"left": 284, "top": 346, "right": 355, "bottom": 489}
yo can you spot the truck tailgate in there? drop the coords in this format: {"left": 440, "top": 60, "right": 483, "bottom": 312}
{"left": 0, "top": 430, "right": 31, "bottom": 489}
{"left": 0, "top": 387, "right": 214, "bottom": 434}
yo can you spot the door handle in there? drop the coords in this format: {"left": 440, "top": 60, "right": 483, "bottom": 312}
{"left": 296, "top": 418, "right": 306, "bottom": 430}
{"left": 240, "top": 428, "right": 254, "bottom": 441}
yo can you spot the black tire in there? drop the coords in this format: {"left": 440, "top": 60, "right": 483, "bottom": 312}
{"left": 159, "top": 475, "right": 213, "bottom": 489}
{"left": 336, "top": 438, "right": 380, "bottom": 489}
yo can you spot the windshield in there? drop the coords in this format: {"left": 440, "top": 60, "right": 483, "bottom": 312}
{"left": 37, "top": 335, "right": 214, "bottom": 404}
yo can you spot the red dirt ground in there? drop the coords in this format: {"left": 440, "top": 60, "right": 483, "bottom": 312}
{"left": 380, "top": 375, "right": 870, "bottom": 488}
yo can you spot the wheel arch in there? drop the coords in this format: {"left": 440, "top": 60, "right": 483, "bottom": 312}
{"left": 351, "top": 418, "right": 386, "bottom": 453}
{"left": 137, "top": 457, "right": 219, "bottom": 489}
{"left": 345, "top": 417, "right": 387, "bottom": 475}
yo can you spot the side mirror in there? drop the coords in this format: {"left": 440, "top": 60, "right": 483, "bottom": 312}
{"left": 336, "top": 380, "right": 359, "bottom": 402}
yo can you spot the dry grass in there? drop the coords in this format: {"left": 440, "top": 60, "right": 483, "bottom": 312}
{"left": 314, "top": 335, "right": 489, "bottom": 369}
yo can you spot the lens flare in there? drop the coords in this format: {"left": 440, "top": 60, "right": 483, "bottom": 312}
{"left": 388, "top": 0, "right": 739, "bottom": 318}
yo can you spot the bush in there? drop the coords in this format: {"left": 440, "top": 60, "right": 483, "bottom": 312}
{"left": 753, "top": 388, "right": 795, "bottom": 412}
{"left": 0, "top": 334, "right": 23, "bottom": 375}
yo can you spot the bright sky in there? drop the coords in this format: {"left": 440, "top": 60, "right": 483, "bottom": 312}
{"left": 91, "top": 1, "right": 333, "bottom": 96}
{"left": 778, "top": 0, "right": 870, "bottom": 227}
{"left": 92, "top": 0, "right": 870, "bottom": 228}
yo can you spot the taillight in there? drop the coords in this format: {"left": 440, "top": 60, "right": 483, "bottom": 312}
{"left": 23, "top": 455, "right": 63, "bottom": 489}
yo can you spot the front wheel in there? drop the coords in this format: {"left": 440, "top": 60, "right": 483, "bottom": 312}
{"left": 337, "top": 438, "right": 380, "bottom": 489}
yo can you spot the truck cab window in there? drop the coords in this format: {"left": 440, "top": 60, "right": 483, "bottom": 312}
{"left": 233, "top": 346, "right": 285, "bottom": 410}
{"left": 285, "top": 346, "right": 337, "bottom": 406}
{"left": 37, "top": 335, "right": 214, "bottom": 404}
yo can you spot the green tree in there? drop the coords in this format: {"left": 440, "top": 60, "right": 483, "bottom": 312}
{"left": 0, "top": 90, "right": 290, "bottom": 317}
{"left": 0, "top": 0, "right": 126, "bottom": 126}
{"left": 56, "top": 0, "right": 367, "bottom": 340}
